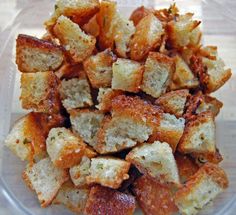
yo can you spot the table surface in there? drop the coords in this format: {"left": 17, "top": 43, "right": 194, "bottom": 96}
{"left": 0, "top": 0, "right": 236, "bottom": 215}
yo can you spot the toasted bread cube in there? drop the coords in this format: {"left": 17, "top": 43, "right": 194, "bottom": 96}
{"left": 83, "top": 49, "right": 116, "bottom": 88}
{"left": 175, "top": 153, "right": 199, "bottom": 183}
{"left": 69, "top": 156, "right": 92, "bottom": 187}
{"left": 53, "top": 181, "right": 89, "bottom": 213}
{"left": 175, "top": 163, "right": 228, "bottom": 215}
{"left": 96, "top": 115, "right": 152, "bottom": 154}
{"left": 132, "top": 175, "right": 178, "bottom": 215}
{"left": 53, "top": 15, "right": 96, "bottom": 63}
{"left": 178, "top": 111, "right": 216, "bottom": 155}
{"left": 5, "top": 113, "right": 46, "bottom": 161}
{"left": 130, "top": 14, "right": 164, "bottom": 61}
{"left": 84, "top": 185, "right": 136, "bottom": 215}
{"left": 170, "top": 55, "right": 199, "bottom": 90}
{"left": 86, "top": 157, "right": 130, "bottom": 189}
{"left": 20, "top": 71, "right": 61, "bottom": 113}
{"left": 156, "top": 89, "right": 189, "bottom": 117}
{"left": 16, "top": 34, "right": 64, "bottom": 73}
{"left": 22, "top": 157, "right": 69, "bottom": 207}
{"left": 141, "top": 52, "right": 174, "bottom": 98}
{"left": 59, "top": 76, "right": 93, "bottom": 110}
{"left": 129, "top": 6, "right": 153, "bottom": 26}
{"left": 112, "top": 58, "right": 144, "bottom": 93}
{"left": 167, "top": 13, "right": 201, "bottom": 48}
{"left": 82, "top": 15, "right": 100, "bottom": 37}
{"left": 96, "top": 88, "right": 123, "bottom": 112}
{"left": 126, "top": 141, "right": 180, "bottom": 184}
{"left": 46, "top": 127, "right": 88, "bottom": 168}
{"left": 70, "top": 109, "right": 104, "bottom": 147}
{"left": 45, "top": 0, "right": 99, "bottom": 31}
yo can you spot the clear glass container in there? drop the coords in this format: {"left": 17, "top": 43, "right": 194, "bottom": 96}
{"left": 0, "top": 0, "right": 235, "bottom": 214}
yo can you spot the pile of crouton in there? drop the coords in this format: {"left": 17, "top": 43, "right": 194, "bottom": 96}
{"left": 5, "top": 0, "right": 231, "bottom": 214}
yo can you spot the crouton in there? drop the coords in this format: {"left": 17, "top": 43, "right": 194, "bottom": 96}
{"left": 149, "top": 113, "right": 185, "bottom": 151}
{"left": 5, "top": 113, "right": 46, "bottom": 161}
{"left": 155, "top": 89, "right": 189, "bottom": 117}
{"left": 16, "top": 34, "right": 64, "bottom": 73}
{"left": 170, "top": 55, "right": 199, "bottom": 90}
{"left": 83, "top": 49, "right": 116, "bottom": 88}
{"left": 22, "top": 157, "right": 69, "bottom": 207}
{"left": 59, "top": 76, "right": 93, "bottom": 110}
{"left": 70, "top": 109, "right": 104, "bottom": 147}
{"left": 132, "top": 174, "right": 178, "bottom": 215}
{"left": 53, "top": 181, "right": 89, "bottom": 213}
{"left": 175, "top": 163, "right": 228, "bottom": 215}
{"left": 55, "top": 63, "right": 83, "bottom": 79}
{"left": 141, "top": 52, "right": 174, "bottom": 98}
{"left": 178, "top": 111, "right": 216, "bottom": 155}
{"left": 46, "top": 127, "right": 88, "bottom": 168}
{"left": 45, "top": 0, "right": 99, "bottom": 31}
{"left": 175, "top": 153, "right": 199, "bottom": 183}
{"left": 82, "top": 15, "right": 100, "bottom": 37}
{"left": 96, "top": 88, "right": 123, "bottom": 112}
{"left": 129, "top": 6, "right": 153, "bottom": 26}
{"left": 112, "top": 58, "right": 144, "bottom": 93}
{"left": 167, "top": 13, "right": 201, "bottom": 49}
{"left": 86, "top": 157, "right": 130, "bottom": 189}
{"left": 95, "top": 115, "right": 152, "bottom": 154}
{"left": 130, "top": 14, "right": 164, "bottom": 61}
{"left": 53, "top": 15, "right": 96, "bottom": 63}
{"left": 126, "top": 141, "right": 180, "bottom": 184}
{"left": 69, "top": 156, "right": 92, "bottom": 187}
{"left": 84, "top": 185, "right": 136, "bottom": 215}
{"left": 20, "top": 71, "right": 61, "bottom": 113}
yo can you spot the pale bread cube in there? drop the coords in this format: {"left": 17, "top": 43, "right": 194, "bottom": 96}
{"left": 16, "top": 34, "right": 64, "bottom": 73}
{"left": 155, "top": 89, "right": 189, "bottom": 117}
{"left": 20, "top": 71, "right": 61, "bottom": 113}
{"left": 126, "top": 141, "right": 180, "bottom": 184}
{"left": 178, "top": 111, "right": 216, "bottom": 154}
{"left": 53, "top": 181, "right": 89, "bottom": 213}
{"left": 96, "top": 88, "right": 123, "bottom": 112}
{"left": 46, "top": 127, "right": 87, "bottom": 168}
{"left": 70, "top": 109, "right": 104, "bottom": 147}
{"left": 175, "top": 163, "right": 228, "bottom": 215}
{"left": 59, "top": 76, "right": 93, "bottom": 110}
{"left": 83, "top": 49, "right": 116, "bottom": 88}
{"left": 112, "top": 58, "right": 144, "bottom": 93}
{"left": 141, "top": 52, "right": 174, "bottom": 98}
{"left": 53, "top": 15, "right": 96, "bottom": 63}
{"left": 86, "top": 157, "right": 130, "bottom": 189}
{"left": 22, "top": 157, "right": 69, "bottom": 207}
{"left": 130, "top": 13, "right": 164, "bottom": 61}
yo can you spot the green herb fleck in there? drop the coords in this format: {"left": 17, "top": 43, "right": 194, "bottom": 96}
{"left": 97, "top": 163, "right": 103, "bottom": 170}
{"left": 23, "top": 138, "right": 31, "bottom": 145}
{"left": 54, "top": 4, "right": 58, "bottom": 11}
{"left": 58, "top": 131, "right": 63, "bottom": 136}
{"left": 51, "top": 136, "right": 55, "bottom": 141}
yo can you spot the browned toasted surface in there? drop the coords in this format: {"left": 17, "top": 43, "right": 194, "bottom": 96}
{"left": 132, "top": 175, "right": 178, "bottom": 215}
{"left": 129, "top": 6, "right": 153, "bottom": 26}
{"left": 84, "top": 185, "right": 136, "bottom": 215}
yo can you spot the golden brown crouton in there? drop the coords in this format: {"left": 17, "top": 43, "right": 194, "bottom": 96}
{"left": 178, "top": 111, "right": 216, "bottom": 155}
{"left": 141, "top": 52, "right": 174, "bottom": 98}
{"left": 132, "top": 174, "right": 178, "bottom": 215}
{"left": 175, "top": 163, "right": 228, "bottom": 215}
{"left": 53, "top": 180, "right": 89, "bottom": 213}
{"left": 16, "top": 34, "right": 64, "bottom": 73}
{"left": 55, "top": 63, "right": 83, "bottom": 79}
{"left": 170, "top": 55, "right": 199, "bottom": 90}
{"left": 20, "top": 71, "right": 61, "bottom": 113}
{"left": 46, "top": 127, "right": 88, "bottom": 168}
{"left": 45, "top": 0, "right": 99, "bottom": 31}
{"left": 82, "top": 15, "right": 100, "bottom": 37}
{"left": 175, "top": 153, "right": 199, "bottom": 183}
{"left": 112, "top": 58, "right": 144, "bottom": 93}
{"left": 129, "top": 6, "right": 153, "bottom": 26}
{"left": 84, "top": 185, "right": 136, "bottom": 215}
{"left": 22, "top": 157, "right": 69, "bottom": 207}
{"left": 83, "top": 49, "right": 116, "bottom": 88}
{"left": 86, "top": 157, "right": 130, "bottom": 189}
{"left": 96, "top": 88, "right": 123, "bottom": 112}
{"left": 126, "top": 141, "right": 180, "bottom": 184}
{"left": 130, "top": 14, "right": 164, "bottom": 61}
{"left": 155, "top": 89, "right": 189, "bottom": 117}
{"left": 53, "top": 15, "right": 96, "bottom": 63}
